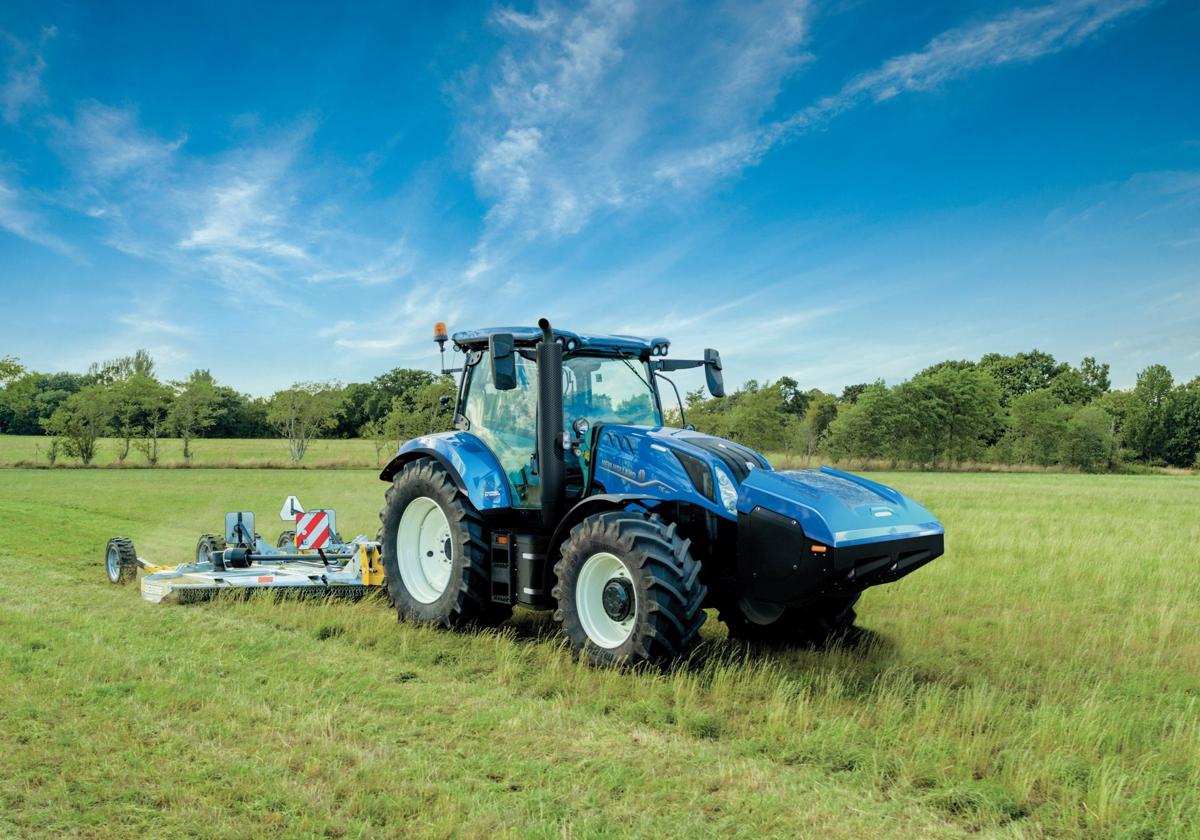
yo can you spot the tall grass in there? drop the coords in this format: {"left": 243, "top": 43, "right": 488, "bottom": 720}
{"left": 1, "top": 469, "right": 1196, "bottom": 837}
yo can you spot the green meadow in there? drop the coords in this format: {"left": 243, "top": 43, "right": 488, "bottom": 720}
{"left": 1, "top": 469, "right": 1196, "bottom": 838}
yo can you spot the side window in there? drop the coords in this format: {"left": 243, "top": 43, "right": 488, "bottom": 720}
{"left": 462, "top": 351, "right": 541, "bottom": 508}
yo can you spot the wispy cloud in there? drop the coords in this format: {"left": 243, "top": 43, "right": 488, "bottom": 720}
{"left": 656, "top": 0, "right": 1156, "bottom": 184}
{"left": 178, "top": 133, "right": 311, "bottom": 279}
{"left": 462, "top": 0, "right": 811, "bottom": 265}
{"left": 464, "top": 0, "right": 1151, "bottom": 272}
{"left": 1, "top": 25, "right": 55, "bottom": 124}
{"left": 53, "top": 101, "right": 186, "bottom": 182}
{"left": 0, "top": 176, "right": 71, "bottom": 254}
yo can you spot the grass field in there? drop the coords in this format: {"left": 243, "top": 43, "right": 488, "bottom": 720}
{"left": 1, "top": 469, "right": 1197, "bottom": 838}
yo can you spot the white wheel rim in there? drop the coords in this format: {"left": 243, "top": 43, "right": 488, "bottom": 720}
{"left": 739, "top": 596, "right": 785, "bottom": 626}
{"left": 576, "top": 552, "right": 636, "bottom": 649}
{"left": 106, "top": 545, "right": 121, "bottom": 581}
{"left": 396, "top": 497, "right": 454, "bottom": 604}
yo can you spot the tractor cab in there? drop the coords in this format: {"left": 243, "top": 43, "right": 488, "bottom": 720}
{"left": 451, "top": 327, "right": 670, "bottom": 510}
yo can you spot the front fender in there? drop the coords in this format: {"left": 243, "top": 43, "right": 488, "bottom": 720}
{"left": 379, "top": 432, "right": 512, "bottom": 512}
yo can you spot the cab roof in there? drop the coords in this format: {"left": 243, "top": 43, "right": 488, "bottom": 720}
{"left": 451, "top": 326, "right": 669, "bottom": 356}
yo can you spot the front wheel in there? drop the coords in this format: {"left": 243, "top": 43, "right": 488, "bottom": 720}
{"left": 379, "top": 459, "right": 507, "bottom": 627}
{"left": 718, "top": 593, "right": 860, "bottom": 646}
{"left": 553, "top": 511, "right": 706, "bottom": 667}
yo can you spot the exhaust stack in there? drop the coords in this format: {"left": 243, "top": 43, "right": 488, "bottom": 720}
{"left": 536, "top": 317, "right": 565, "bottom": 529}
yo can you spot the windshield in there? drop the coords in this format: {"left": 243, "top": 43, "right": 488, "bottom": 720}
{"left": 563, "top": 355, "right": 661, "bottom": 428}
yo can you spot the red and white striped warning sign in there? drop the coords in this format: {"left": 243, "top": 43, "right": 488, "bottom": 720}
{"left": 295, "top": 510, "right": 331, "bottom": 550}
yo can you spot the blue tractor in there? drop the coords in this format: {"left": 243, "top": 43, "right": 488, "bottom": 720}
{"left": 378, "top": 319, "right": 944, "bottom": 666}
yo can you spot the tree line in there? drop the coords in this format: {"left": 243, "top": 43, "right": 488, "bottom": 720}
{"left": 681, "top": 351, "right": 1200, "bottom": 471}
{"left": 1, "top": 348, "right": 1197, "bottom": 471}
{"left": 0, "top": 352, "right": 453, "bottom": 465}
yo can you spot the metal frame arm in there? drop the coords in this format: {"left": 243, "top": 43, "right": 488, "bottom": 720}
{"left": 651, "top": 359, "right": 705, "bottom": 372}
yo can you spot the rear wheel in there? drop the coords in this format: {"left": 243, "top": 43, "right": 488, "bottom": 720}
{"left": 719, "top": 593, "right": 860, "bottom": 646}
{"left": 553, "top": 511, "right": 706, "bottom": 667}
{"left": 276, "top": 530, "right": 295, "bottom": 549}
{"left": 105, "top": 537, "right": 138, "bottom": 585}
{"left": 379, "top": 459, "right": 507, "bottom": 627}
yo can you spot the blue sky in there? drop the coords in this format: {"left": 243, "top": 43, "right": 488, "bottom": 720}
{"left": 0, "top": 0, "right": 1197, "bottom": 396}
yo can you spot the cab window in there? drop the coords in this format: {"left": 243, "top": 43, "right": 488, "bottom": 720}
{"left": 461, "top": 350, "right": 541, "bottom": 508}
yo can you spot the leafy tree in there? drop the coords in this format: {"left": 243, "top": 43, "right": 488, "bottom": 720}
{"left": 382, "top": 376, "right": 456, "bottom": 447}
{"left": 1048, "top": 369, "right": 1090, "bottom": 406}
{"left": 109, "top": 374, "right": 171, "bottom": 462}
{"left": 88, "top": 349, "right": 156, "bottom": 385}
{"left": 1060, "top": 405, "right": 1115, "bottom": 471}
{"left": 776, "top": 376, "right": 809, "bottom": 415}
{"left": 0, "top": 355, "right": 23, "bottom": 385}
{"left": 168, "top": 370, "right": 223, "bottom": 460}
{"left": 128, "top": 376, "right": 173, "bottom": 464}
{"left": 268, "top": 382, "right": 345, "bottom": 463}
{"left": 364, "top": 368, "right": 438, "bottom": 423}
{"left": 360, "top": 417, "right": 392, "bottom": 464}
{"left": 1125, "top": 364, "right": 1174, "bottom": 463}
{"left": 915, "top": 359, "right": 977, "bottom": 378}
{"left": 334, "top": 382, "right": 377, "bottom": 438}
{"left": 1079, "top": 356, "right": 1110, "bottom": 399}
{"left": 896, "top": 367, "right": 1001, "bottom": 465}
{"left": 1164, "top": 379, "right": 1200, "bottom": 468}
{"left": 42, "top": 385, "right": 112, "bottom": 465}
{"left": 803, "top": 392, "right": 839, "bottom": 460}
{"left": 1008, "top": 389, "right": 1070, "bottom": 466}
{"left": 723, "top": 381, "right": 793, "bottom": 452}
{"left": 1095, "top": 389, "right": 1135, "bottom": 449}
{"left": 0, "top": 371, "right": 87, "bottom": 434}
{"left": 978, "top": 350, "right": 1068, "bottom": 406}
{"left": 825, "top": 382, "right": 897, "bottom": 461}
{"left": 839, "top": 383, "right": 869, "bottom": 404}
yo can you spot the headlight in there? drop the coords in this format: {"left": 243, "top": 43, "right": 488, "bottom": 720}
{"left": 714, "top": 466, "right": 738, "bottom": 515}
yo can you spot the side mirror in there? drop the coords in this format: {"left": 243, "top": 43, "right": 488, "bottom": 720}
{"left": 438, "top": 395, "right": 453, "bottom": 413}
{"left": 489, "top": 333, "right": 517, "bottom": 391}
{"left": 704, "top": 348, "right": 725, "bottom": 398}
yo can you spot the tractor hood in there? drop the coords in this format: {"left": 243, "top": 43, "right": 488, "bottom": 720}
{"left": 736, "top": 466, "right": 943, "bottom": 549}
{"left": 590, "top": 426, "right": 942, "bottom": 548}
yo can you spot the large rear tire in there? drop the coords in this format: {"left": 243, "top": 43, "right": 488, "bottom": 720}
{"left": 379, "top": 459, "right": 507, "bottom": 627}
{"left": 105, "top": 537, "right": 138, "bottom": 585}
{"left": 276, "top": 530, "right": 295, "bottom": 549}
{"left": 719, "top": 593, "right": 860, "bottom": 646}
{"left": 553, "top": 511, "right": 706, "bottom": 667}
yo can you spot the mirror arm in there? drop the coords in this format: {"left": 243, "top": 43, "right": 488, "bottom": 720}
{"left": 653, "top": 359, "right": 704, "bottom": 372}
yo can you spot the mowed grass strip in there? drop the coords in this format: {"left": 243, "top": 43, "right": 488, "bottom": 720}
{"left": 0, "top": 470, "right": 1197, "bottom": 838}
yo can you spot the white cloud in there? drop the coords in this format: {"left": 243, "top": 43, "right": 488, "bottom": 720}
{"left": 462, "top": 0, "right": 812, "bottom": 261}
{"left": 1, "top": 26, "right": 55, "bottom": 124}
{"left": 657, "top": 0, "right": 1156, "bottom": 184}
{"left": 839, "top": 0, "right": 1154, "bottom": 102}
{"left": 0, "top": 176, "right": 71, "bottom": 254}
{"left": 54, "top": 101, "right": 186, "bottom": 182}
{"left": 492, "top": 6, "right": 559, "bottom": 33}
{"left": 178, "top": 139, "right": 310, "bottom": 272}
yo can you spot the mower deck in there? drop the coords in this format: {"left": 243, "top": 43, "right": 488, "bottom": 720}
{"left": 140, "top": 556, "right": 377, "bottom": 604}
{"left": 106, "top": 501, "right": 386, "bottom": 604}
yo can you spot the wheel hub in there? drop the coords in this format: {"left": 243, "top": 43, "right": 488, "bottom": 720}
{"left": 396, "top": 496, "right": 454, "bottom": 604}
{"left": 601, "top": 577, "right": 634, "bottom": 622}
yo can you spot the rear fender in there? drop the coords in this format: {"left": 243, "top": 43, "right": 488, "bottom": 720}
{"left": 379, "top": 432, "right": 512, "bottom": 512}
